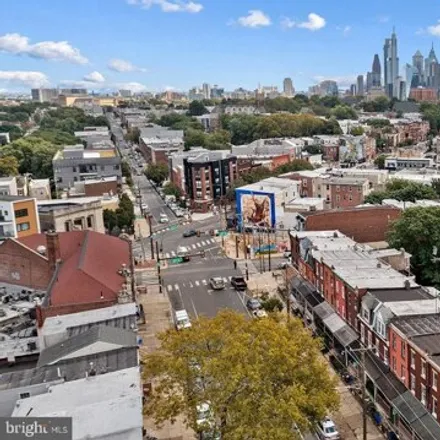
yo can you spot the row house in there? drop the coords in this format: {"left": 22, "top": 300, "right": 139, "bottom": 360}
{"left": 390, "top": 315, "right": 440, "bottom": 424}
{"left": 358, "top": 289, "right": 437, "bottom": 366}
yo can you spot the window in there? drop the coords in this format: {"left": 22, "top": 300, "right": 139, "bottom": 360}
{"left": 433, "top": 371, "right": 438, "bottom": 391}
{"left": 392, "top": 356, "right": 396, "bottom": 371}
{"left": 392, "top": 333, "right": 397, "bottom": 350}
{"left": 376, "top": 319, "right": 386, "bottom": 338}
{"left": 410, "top": 374, "right": 416, "bottom": 393}
{"left": 14, "top": 209, "right": 28, "bottom": 218}
{"left": 16, "top": 222, "right": 30, "bottom": 232}
{"left": 421, "top": 384, "right": 427, "bottom": 406}
{"left": 384, "top": 346, "right": 389, "bottom": 365}
{"left": 433, "top": 397, "right": 438, "bottom": 418}
{"left": 72, "top": 166, "right": 76, "bottom": 172}
{"left": 361, "top": 307, "right": 370, "bottom": 323}
{"left": 421, "top": 360, "right": 426, "bottom": 379}
{"left": 349, "top": 195, "right": 353, "bottom": 201}
{"left": 401, "top": 365, "right": 406, "bottom": 382}
{"left": 336, "top": 185, "right": 340, "bottom": 192}
{"left": 349, "top": 186, "right": 352, "bottom": 192}
{"left": 411, "top": 349, "right": 416, "bottom": 369}
{"left": 114, "top": 164, "right": 120, "bottom": 170}
{"left": 87, "top": 216, "right": 93, "bottom": 228}
{"left": 19, "top": 392, "right": 30, "bottom": 399}
{"left": 401, "top": 343, "right": 406, "bottom": 359}
{"left": 336, "top": 195, "right": 340, "bottom": 202}
{"left": 64, "top": 221, "right": 71, "bottom": 232}
{"left": 360, "top": 324, "right": 365, "bottom": 343}
{"left": 367, "top": 331, "right": 372, "bottom": 348}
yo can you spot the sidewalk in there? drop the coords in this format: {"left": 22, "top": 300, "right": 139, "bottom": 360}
{"left": 137, "top": 283, "right": 195, "bottom": 440}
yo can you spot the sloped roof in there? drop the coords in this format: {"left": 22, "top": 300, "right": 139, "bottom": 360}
{"left": 37, "top": 326, "right": 137, "bottom": 367}
{"left": 18, "top": 231, "right": 129, "bottom": 307}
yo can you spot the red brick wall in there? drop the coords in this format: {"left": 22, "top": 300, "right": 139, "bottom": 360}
{"left": 0, "top": 239, "right": 51, "bottom": 289}
{"left": 85, "top": 180, "right": 118, "bottom": 197}
{"left": 329, "top": 184, "right": 365, "bottom": 209}
{"left": 271, "top": 154, "right": 291, "bottom": 170}
{"left": 305, "top": 207, "right": 401, "bottom": 243}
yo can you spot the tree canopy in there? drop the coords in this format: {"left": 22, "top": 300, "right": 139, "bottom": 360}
{"left": 360, "top": 97, "right": 391, "bottom": 113}
{"left": 420, "top": 103, "right": 440, "bottom": 134}
{"left": 330, "top": 105, "right": 358, "bottom": 120}
{"left": 388, "top": 207, "right": 440, "bottom": 287}
{"left": 145, "top": 163, "right": 169, "bottom": 185}
{"left": 162, "top": 181, "right": 182, "bottom": 199}
{"left": 364, "top": 179, "right": 438, "bottom": 204}
{"left": 187, "top": 100, "right": 208, "bottom": 116}
{"left": 143, "top": 310, "right": 338, "bottom": 440}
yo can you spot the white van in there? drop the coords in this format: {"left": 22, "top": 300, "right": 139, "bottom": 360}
{"left": 175, "top": 309, "right": 191, "bottom": 330}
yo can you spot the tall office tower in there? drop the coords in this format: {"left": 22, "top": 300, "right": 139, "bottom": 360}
{"left": 202, "top": 83, "right": 211, "bottom": 100}
{"left": 350, "top": 84, "right": 357, "bottom": 96}
{"left": 356, "top": 75, "right": 365, "bottom": 96}
{"left": 384, "top": 28, "right": 399, "bottom": 98}
{"left": 405, "top": 64, "right": 418, "bottom": 99}
{"left": 372, "top": 54, "right": 382, "bottom": 87}
{"left": 31, "top": 88, "right": 59, "bottom": 103}
{"left": 366, "top": 72, "right": 373, "bottom": 92}
{"left": 283, "top": 77, "right": 295, "bottom": 97}
{"left": 412, "top": 50, "right": 425, "bottom": 86}
{"left": 425, "top": 44, "right": 440, "bottom": 89}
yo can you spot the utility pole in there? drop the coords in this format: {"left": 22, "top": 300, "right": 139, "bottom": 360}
{"left": 267, "top": 227, "right": 271, "bottom": 271}
{"left": 150, "top": 236, "right": 155, "bottom": 260}
{"left": 155, "top": 240, "right": 162, "bottom": 293}
{"left": 235, "top": 235, "right": 239, "bottom": 259}
{"left": 258, "top": 231, "right": 262, "bottom": 274}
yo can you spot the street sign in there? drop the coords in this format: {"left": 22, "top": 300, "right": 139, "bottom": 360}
{"left": 170, "top": 225, "right": 178, "bottom": 231}
{"left": 170, "top": 257, "right": 183, "bottom": 264}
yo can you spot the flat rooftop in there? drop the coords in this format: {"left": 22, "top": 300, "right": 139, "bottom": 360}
{"left": 12, "top": 367, "right": 142, "bottom": 440}
{"left": 238, "top": 177, "right": 299, "bottom": 194}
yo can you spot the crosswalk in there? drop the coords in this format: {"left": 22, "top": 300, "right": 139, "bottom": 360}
{"left": 167, "top": 276, "right": 233, "bottom": 292}
{"left": 162, "top": 238, "right": 218, "bottom": 259}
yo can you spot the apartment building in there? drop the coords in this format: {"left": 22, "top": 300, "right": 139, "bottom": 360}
{"left": 326, "top": 177, "right": 371, "bottom": 209}
{"left": 184, "top": 150, "right": 237, "bottom": 212}
{"left": 0, "top": 195, "right": 40, "bottom": 239}
{"left": 53, "top": 144, "right": 122, "bottom": 193}
{"left": 0, "top": 176, "right": 18, "bottom": 196}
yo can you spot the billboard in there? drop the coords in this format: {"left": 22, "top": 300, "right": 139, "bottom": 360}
{"left": 235, "top": 189, "right": 276, "bottom": 229}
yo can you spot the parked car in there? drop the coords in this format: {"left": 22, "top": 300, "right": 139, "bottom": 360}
{"left": 316, "top": 417, "right": 340, "bottom": 440}
{"left": 175, "top": 309, "right": 191, "bottom": 330}
{"left": 253, "top": 309, "right": 268, "bottom": 319}
{"left": 230, "top": 276, "right": 247, "bottom": 291}
{"left": 246, "top": 298, "right": 262, "bottom": 311}
{"left": 159, "top": 213, "right": 169, "bottom": 223}
{"left": 183, "top": 229, "right": 197, "bottom": 238}
{"left": 141, "top": 203, "right": 149, "bottom": 211}
{"left": 209, "top": 277, "right": 225, "bottom": 290}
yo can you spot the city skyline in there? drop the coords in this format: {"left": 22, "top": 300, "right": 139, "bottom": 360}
{"left": 0, "top": 0, "right": 440, "bottom": 93}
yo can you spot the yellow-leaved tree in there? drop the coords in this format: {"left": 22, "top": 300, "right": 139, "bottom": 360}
{"left": 143, "top": 310, "right": 339, "bottom": 440}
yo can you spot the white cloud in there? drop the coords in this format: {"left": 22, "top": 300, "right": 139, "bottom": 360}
{"left": 336, "top": 25, "right": 352, "bottom": 36}
{"left": 297, "top": 13, "right": 326, "bottom": 31}
{"left": 427, "top": 21, "right": 440, "bottom": 37}
{"left": 83, "top": 71, "right": 105, "bottom": 83}
{"left": 0, "top": 71, "right": 49, "bottom": 88}
{"left": 59, "top": 79, "right": 148, "bottom": 93}
{"left": 281, "top": 17, "right": 296, "bottom": 30}
{"left": 108, "top": 58, "right": 147, "bottom": 73}
{"left": 313, "top": 75, "right": 356, "bottom": 87}
{"left": 377, "top": 15, "right": 390, "bottom": 24}
{"left": 127, "top": 0, "right": 203, "bottom": 13}
{"left": 236, "top": 10, "right": 271, "bottom": 28}
{"left": 116, "top": 82, "right": 148, "bottom": 93}
{"left": 0, "top": 33, "right": 88, "bottom": 64}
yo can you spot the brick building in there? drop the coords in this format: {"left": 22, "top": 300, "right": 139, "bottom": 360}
{"left": 300, "top": 206, "right": 401, "bottom": 243}
{"left": 0, "top": 231, "right": 131, "bottom": 326}
{"left": 139, "top": 138, "right": 183, "bottom": 166}
{"left": 325, "top": 177, "right": 370, "bottom": 209}
{"left": 409, "top": 87, "right": 438, "bottom": 102}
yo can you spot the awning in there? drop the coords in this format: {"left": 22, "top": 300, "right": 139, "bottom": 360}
{"left": 323, "top": 313, "right": 345, "bottom": 334}
{"left": 410, "top": 412, "right": 440, "bottom": 440}
{"left": 290, "top": 278, "right": 323, "bottom": 308}
{"left": 314, "top": 302, "right": 334, "bottom": 321}
{"left": 334, "top": 325, "right": 358, "bottom": 348}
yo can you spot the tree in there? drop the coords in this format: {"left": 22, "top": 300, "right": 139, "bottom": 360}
{"left": 184, "top": 128, "right": 206, "bottom": 149}
{"left": 261, "top": 296, "right": 284, "bottom": 312}
{"left": 143, "top": 310, "right": 339, "bottom": 440}
{"left": 274, "top": 159, "right": 314, "bottom": 175}
{"left": 0, "top": 124, "right": 24, "bottom": 141}
{"left": 145, "top": 163, "right": 169, "bottom": 185}
{"left": 116, "top": 193, "right": 135, "bottom": 231}
{"left": 388, "top": 207, "right": 440, "bottom": 287}
{"left": 103, "top": 209, "right": 118, "bottom": 232}
{"left": 330, "top": 105, "right": 358, "bottom": 120}
{"left": 32, "top": 129, "right": 78, "bottom": 145}
{"left": 121, "top": 160, "right": 133, "bottom": 187}
{"left": 364, "top": 180, "right": 438, "bottom": 204}
{"left": 374, "top": 154, "right": 386, "bottom": 170}
{"left": 350, "top": 126, "right": 364, "bottom": 136}
{"left": 125, "top": 127, "right": 141, "bottom": 143}
{"left": 188, "top": 100, "right": 208, "bottom": 116}
{"left": 162, "top": 182, "right": 182, "bottom": 199}
{"left": 205, "top": 129, "right": 232, "bottom": 150}
{"left": 0, "top": 156, "right": 19, "bottom": 176}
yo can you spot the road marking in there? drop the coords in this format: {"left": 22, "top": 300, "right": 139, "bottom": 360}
{"left": 189, "top": 281, "right": 193, "bottom": 288}
{"left": 174, "top": 283, "right": 179, "bottom": 290}
{"left": 182, "top": 282, "right": 186, "bottom": 287}
{"left": 228, "top": 276, "right": 232, "bottom": 281}
{"left": 167, "top": 285, "right": 173, "bottom": 292}
{"left": 201, "top": 240, "right": 206, "bottom": 246}
{"left": 195, "top": 281, "right": 200, "bottom": 286}
{"left": 196, "top": 243, "right": 201, "bottom": 248}
{"left": 165, "top": 253, "right": 170, "bottom": 258}
{"left": 192, "top": 244, "right": 197, "bottom": 249}
{"left": 171, "top": 251, "right": 176, "bottom": 257}
{"left": 209, "top": 238, "right": 215, "bottom": 244}
{"left": 202, "top": 279, "right": 207, "bottom": 285}
{"left": 190, "top": 297, "right": 199, "bottom": 319}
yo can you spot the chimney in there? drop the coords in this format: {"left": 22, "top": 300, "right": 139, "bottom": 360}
{"left": 46, "top": 231, "right": 61, "bottom": 271}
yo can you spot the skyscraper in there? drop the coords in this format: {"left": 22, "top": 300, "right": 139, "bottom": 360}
{"left": 425, "top": 44, "right": 440, "bottom": 89}
{"left": 356, "top": 75, "right": 365, "bottom": 96}
{"left": 405, "top": 64, "right": 418, "bottom": 99}
{"left": 283, "top": 77, "right": 294, "bottom": 97}
{"left": 372, "top": 54, "right": 381, "bottom": 87}
{"left": 412, "top": 50, "right": 424, "bottom": 86}
{"left": 366, "top": 72, "right": 373, "bottom": 92}
{"left": 202, "top": 83, "right": 211, "bottom": 100}
{"left": 384, "top": 28, "right": 399, "bottom": 98}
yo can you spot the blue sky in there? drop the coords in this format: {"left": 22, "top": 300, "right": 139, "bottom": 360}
{"left": 0, "top": 0, "right": 439, "bottom": 93}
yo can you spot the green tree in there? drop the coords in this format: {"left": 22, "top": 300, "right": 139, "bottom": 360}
{"left": 274, "top": 159, "right": 314, "bottom": 175}
{"left": 350, "top": 126, "right": 364, "bottom": 136}
{"left": 361, "top": 97, "right": 390, "bottom": 112}
{"left": 261, "top": 296, "right": 284, "bottom": 312}
{"left": 162, "top": 182, "right": 182, "bottom": 199}
{"left": 145, "top": 163, "right": 169, "bottom": 185}
{"left": 184, "top": 128, "right": 206, "bottom": 149}
{"left": 388, "top": 207, "right": 440, "bottom": 287}
{"left": 121, "top": 160, "right": 133, "bottom": 187}
{"left": 125, "top": 127, "right": 141, "bottom": 143}
{"left": 103, "top": 209, "right": 118, "bottom": 232}
{"left": 143, "top": 310, "right": 339, "bottom": 440}
{"left": 0, "top": 125, "right": 24, "bottom": 141}
{"left": 366, "top": 119, "right": 391, "bottom": 129}
{"left": 221, "top": 114, "right": 258, "bottom": 145}
{"left": 187, "top": 100, "right": 208, "bottom": 116}
{"left": 330, "top": 105, "right": 358, "bottom": 120}
{"left": 374, "top": 154, "right": 386, "bottom": 170}
{"left": 116, "top": 193, "right": 135, "bottom": 231}
{"left": 0, "top": 156, "right": 19, "bottom": 176}
{"left": 364, "top": 180, "right": 438, "bottom": 204}
{"left": 205, "top": 129, "right": 232, "bottom": 150}
{"left": 32, "top": 129, "right": 78, "bottom": 145}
